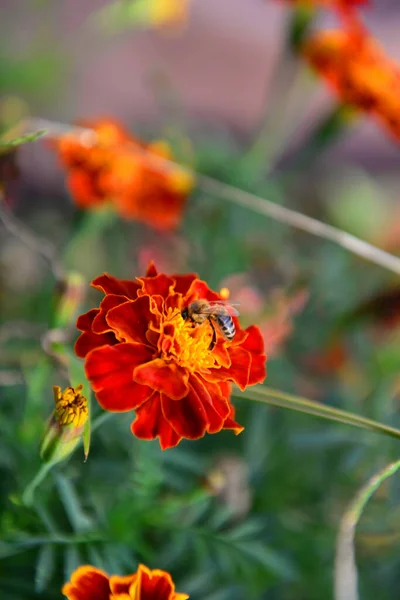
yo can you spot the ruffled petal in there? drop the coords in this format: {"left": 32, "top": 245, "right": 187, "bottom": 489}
{"left": 213, "top": 346, "right": 252, "bottom": 390}
{"left": 131, "top": 394, "right": 182, "bottom": 449}
{"left": 76, "top": 308, "right": 98, "bottom": 333}
{"left": 241, "top": 326, "right": 267, "bottom": 385}
{"left": 133, "top": 359, "right": 189, "bottom": 400}
{"left": 92, "top": 294, "right": 128, "bottom": 334}
{"left": 146, "top": 261, "right": 158, "bottom": 277}
{"left": 189, "top": 375, "right": 230, "bottom": 433}
{"left": 85, "top": 343, "right": 154, "bottom": 411}
{"left": 109, "top": 573, "right": 137, "bottom": 595}
{"left": 138, "top": 273, "right": 174, "bottom": 299}
{"left": 62, "top": 566, "right": 110, "bottom": 600}
{"left": 75, "top": 330, "right": 117, "bottom": 359}
{"left": 106, "top": 296, "right": 158, "bottom": 345}
{"left": 222, "top": 403, "right": 244, "bottom": 435}
{"left": 161, "top": 388, "right": 208, "bottom": 439}
{"left": 172, "top": 273, "right": 198, "bottom": 296}
{"left": 184, "top": 279, "right": 219, "bottom": 304}
{"left": 133, "top": 564, "right": 175, "bottom": 600}
{"left": 92, "top": 273, "right": 140, "bottom": 299}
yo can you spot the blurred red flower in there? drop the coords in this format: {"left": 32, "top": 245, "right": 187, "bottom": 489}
{"left": 53, "top": 120, "right": 194, "bottom": 231}
{"left": 62, "top": 563, "right": 188, "bottom": 600}
{"left": 303, "top": 27, "right": 400, "bottom": 141}
{"left": 76, "top": 263, "right": 266, "bottom": 449}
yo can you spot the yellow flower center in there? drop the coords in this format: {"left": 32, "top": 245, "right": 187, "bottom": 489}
{"left": 161, "top": 308, "right": 217, "bottom": 372}
{"left": 53, "top": 384, "right": 88, "bottom": 428}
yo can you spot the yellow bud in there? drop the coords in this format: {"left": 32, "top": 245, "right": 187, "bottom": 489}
{"left": 41, "top": 385, "right": 88, "bottom": 465}
{"left": 53, "top": 385, "right": 88, "bottom": 429}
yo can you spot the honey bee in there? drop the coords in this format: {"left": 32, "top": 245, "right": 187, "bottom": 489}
{"left": 181, "top": 300, "right": 239, "bottom": 351}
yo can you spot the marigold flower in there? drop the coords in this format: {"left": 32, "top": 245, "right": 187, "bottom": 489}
{"left": 303, "top": 27, "right": 400, "bottom": 141}
{"left": 52, "top": 120, "right": 194, "bottom": 231}
{"left": 41, "top": 385, "right": 88, "bottom": 464}
{"left": 62, "top": 563, "right": 188, "bottom": 600}
{"left": 75, "top": 263, "right": 266, "bottom": 450}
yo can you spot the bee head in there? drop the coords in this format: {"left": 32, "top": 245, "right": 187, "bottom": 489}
{"left": 181, "top": 306, "right": 189, "bottom": 320}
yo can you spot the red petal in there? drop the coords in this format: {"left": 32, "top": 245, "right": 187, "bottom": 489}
{"left": 223, "top": 403, "right": 244, "bottom": 435}
{"left": 218, "top": 346, "right": 251, "bottom": 390}
{"left": 133, "top": 359, "right": 189, "bottom": 400}
{"left": 145, "top": 262, "right": 158, "bottom": 277}
{"left": 77, "top": 308, "right": 98, "bottom": 332}
{"left": 138, "top": 273, "right": 174, "bottom": 299}
{"left": 189, "top": 375, "right": 230, "bottom": 433}
{"left": 172, "top": 273, "right": 198, "bottom": 296}
{"left": 131, "top": 394, "right": 182, "bottom": 449}
{"left": 241, "top": 325, "right": 265, "bottom": 354}
{"left": 92, "top": 273, "right": 140, "bottom": 299}
{"left": 135, "top": 564, "right": 174, "bottom": 599}
{"left": 109, "top": 574, "right": 136, "bottom": 595}
{"left": 106, "top": 296, "right": 157, "bottom": 345}
{"left": 91, "top": 294, "right": 128, "bottom": 334}
{"left": 161, "top": 388, "right": 208, "bottom": 439}
{"left": 185, "top": 279, "right": 219, "bottom": 304}
{"left": 75, "top": 330, "right": 117, "bottom": 358}
{"left": 85, "top": 343, "right": 153, "bottom": 411}
{"left": 62, "top": 566, "right": 110, "bottom": 600}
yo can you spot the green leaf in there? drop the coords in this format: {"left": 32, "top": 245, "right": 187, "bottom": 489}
{"left": 34, "top": 543, "right": 55, "bottom": 592}
{"left": 55, "top": 474, "right": 93, "bottom": 533}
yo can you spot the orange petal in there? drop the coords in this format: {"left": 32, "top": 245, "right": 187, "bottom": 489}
{"left": 189, "top": 375, "right": 230, "bottom": 433}
{"left": 62, "top": 566, "right": 110, "bottom": 600}
{"left": 133, "top": 359, "right": 189, "bottom": 400}
{"left": 109, "top": 573, "right": 137, "bottom": 595}
{"left": 75, "top": 330, "right": 117, "bottom": 359}
{"left": 92, "top": 294, "right": 129, "bottom": 334}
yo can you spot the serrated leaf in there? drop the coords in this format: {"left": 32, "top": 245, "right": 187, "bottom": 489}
{"left": 35, "top": 543, "right": 55, "bottom": 593}
{"left": 64, "top": 545, "right": 83, "bottom": 581}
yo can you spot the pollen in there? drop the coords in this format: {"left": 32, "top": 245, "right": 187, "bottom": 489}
{"left": 53, "top": 384, "right": 88, "bottom": 429}
{"left": 161, "top": 308, "right": 217, "bottom": 372}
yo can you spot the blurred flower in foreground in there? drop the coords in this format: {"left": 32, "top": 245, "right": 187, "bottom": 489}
{"left": 52, "top": 120, "right": 194, "bottom": 231}
{"left": 75, "top": 263, "right": 266, "bottom": 449}
{"left": 62, "top": 563, "right": 188, "bottom": 600}
{"left": 303, "top": 27, "right": 400, "bottom": 141}
{"left": 41, "top": 385, "right": 88, "bottom": 464}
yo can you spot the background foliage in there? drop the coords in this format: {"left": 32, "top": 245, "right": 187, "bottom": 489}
{"left": 1, "top": 1, "right": 400, "bottom": 599}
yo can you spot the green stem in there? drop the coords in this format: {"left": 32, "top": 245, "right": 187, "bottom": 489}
{"left": 22, "top": 463, "right": 54, "bottom": 507}
{"left": 236, "top": 386, "right": 400, "bottom": 441}
{"left": 335, "top": 459, "right": 400, "bottom": 600}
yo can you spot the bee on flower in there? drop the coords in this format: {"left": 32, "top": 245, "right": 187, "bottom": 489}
{"left": 75, "top": 263, "right": 267, "bottom": 450}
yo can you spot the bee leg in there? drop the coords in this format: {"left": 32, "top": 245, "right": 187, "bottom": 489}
{"left": 208, "top": 318, "right": 217, "bottom": 351}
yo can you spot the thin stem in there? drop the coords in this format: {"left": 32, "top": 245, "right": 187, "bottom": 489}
{"left": 334, "top": 459, "right": 400, "bottom": 600}
{"left": 22, "top": 462, "right": 54, "bottom": 507}
{"left": 0, "top": 194, "right": 64, "bottom": 282}
{"left": 236, "top": 386, "right": 400, "bottom": 441}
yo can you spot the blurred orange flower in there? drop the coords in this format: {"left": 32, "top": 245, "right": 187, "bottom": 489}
{"left": 53, "top": 120, "right": 194, "bottom": 231}
{"left": 62, "top": 563, "right": 188, "bottom": 600}
{"left": 303, "top": 27, "right": 400, "bottom": 141}
{"left": 75, "top": 263, "right": 266, "bottom": 449}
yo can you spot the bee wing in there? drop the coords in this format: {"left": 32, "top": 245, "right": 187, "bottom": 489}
{"left": 201, "top": 301, "right": 240, "bottom": 317}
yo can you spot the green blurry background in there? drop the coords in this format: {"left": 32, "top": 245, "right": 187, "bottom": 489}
{"left": 1, "top": 1, "right": 400, "bottom": 599}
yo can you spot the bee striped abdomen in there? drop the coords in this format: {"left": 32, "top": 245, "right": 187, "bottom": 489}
{"left": 216, "top": 314, "right": 235, "bottom": 341}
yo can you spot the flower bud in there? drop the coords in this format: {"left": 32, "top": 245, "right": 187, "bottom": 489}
{"left": 40, "top": 385, "right": 88, "bottom": 465}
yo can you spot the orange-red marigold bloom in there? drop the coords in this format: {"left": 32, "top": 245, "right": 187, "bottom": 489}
{"left": 62, "top": 563, "right": 189, "bottom": 600}
{"left": 303, "top": 28, "right": 400, "bottom": 141}
{"left": 75, "top": 264, "right": 267, "bottom": 449}
{"left": 53, "top": 120, "right": 194, "bottom": 231}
